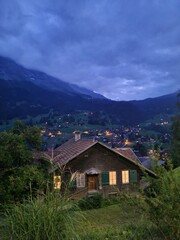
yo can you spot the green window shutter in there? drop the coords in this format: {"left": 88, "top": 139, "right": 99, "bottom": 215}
{"left": 102, "top": 172, "right": 109, "bottom": 185}
{"left": 72, "top": 177, "right": 77, "bottom": 187}
{"left": 65, "top": 173, "right": 71, "bottom": 183}
{"left": 65, "top": 173, "right": 76, "bottom": 188}
{"left": 129, "top": 170, "right": 138, "bottom": 183}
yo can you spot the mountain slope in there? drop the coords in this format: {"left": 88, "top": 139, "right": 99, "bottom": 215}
{"left": 0, "top": 56, "right": 178, "bottom": 124}
{"left": 0, "top": 79, "right": 92, "bottom": 120}
{"left": 131, "top": 92, "right": 179, "bottom": 118}
{"left": 0, "top": 77, "right": 177, "bottom": 124}
{"left": 0, "top": 56, "right": 105, "bottom": 99}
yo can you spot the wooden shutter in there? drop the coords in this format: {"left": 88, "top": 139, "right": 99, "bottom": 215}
{"left": 65, "top": 173, "right": 71, "bottom": 183}
{"left": 70, "top": 173, "right": 77, "bottom": 188}
{"left": 72, "top": 178, "right": 76, "bottom": 187}
{"left": 129, "top": 170, "right": 138, "bottom": 183}
{"left": 65, "top": 173, "right": 77, "bottom": 188}
{"left": 102, "top": 172, "right": 109, "bottom": 185}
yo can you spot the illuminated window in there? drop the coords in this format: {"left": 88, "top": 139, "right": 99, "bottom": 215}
{"left": 109, "top": 171, "right": 116, "bottom": 185}
{"left": 76, "top": 173, "right": 85, "bottom": 188}
{"left": 122, "top": 170, "right": 129, "bottom": 184}
{"left": 54, "top": 175, "right": 61, "bottom": 189}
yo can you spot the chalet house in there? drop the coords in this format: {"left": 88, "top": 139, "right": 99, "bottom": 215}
{"left": 44, "top": 132, "right": 156, "bottom": 197}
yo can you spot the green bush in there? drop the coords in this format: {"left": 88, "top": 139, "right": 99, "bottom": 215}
{"left": 78, "top": 193, "right": 103, "bottom": 210}
{"left": 0, "top": 193, "right": 80, "bottom": 240}
{"left": 78, "top": 193, "right": 143, "bottom": 210}
{"left": 145, "top": 164, "right": 180, "bottom": 239}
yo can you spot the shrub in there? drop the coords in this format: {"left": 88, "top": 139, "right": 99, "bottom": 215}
{"left": 78, "top": 193, "right": 103, "bottom": 210}
{"left": 0, "top": 193, "right": 80, "bottom": 240}
{"left": 145, "top": 164, "right": 180, "bottom": 239}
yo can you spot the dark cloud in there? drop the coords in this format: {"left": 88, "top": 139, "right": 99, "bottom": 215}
{"left": 0, "top": 0, "right": 180, "bottom": 100}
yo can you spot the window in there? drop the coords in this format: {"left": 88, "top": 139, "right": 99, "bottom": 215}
{"left": 54, "top": 175, "right": 61, "bottom": 189}
{"left": 102, "top": 171, "right": 116, "bottom": 185}
{"left": 122, "top": 170, "right": 129, "bottom": 184}
{"left": 76, "top": 173, "right": 85, "bottom": 188}
{"left": 109, "top": 171, "right": 117, "bottom": 185}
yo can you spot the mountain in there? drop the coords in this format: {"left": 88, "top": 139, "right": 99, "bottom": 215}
{"left": 131, "top": 92, "right": 179, "bottom": 118}
{"left": 0, "top": 56, "right": 105, "bottom": 99}
{"left": 0, "top": 56, "right": 178, "bottom": 124}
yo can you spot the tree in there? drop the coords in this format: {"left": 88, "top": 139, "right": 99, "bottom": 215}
{"left": 171, "top": 92, "right": 180, "bottom": 168}
{"left": 171, "top": 116, "right": 180, "bottom": 167}
{"left": 145, "top": 163, "right": 180, "bottom": 239}
{"left": 134, "top": 142, "right": 148, "bottom": 156}
{"left": 0, "top": 121, "right": 50, "bottom": 203}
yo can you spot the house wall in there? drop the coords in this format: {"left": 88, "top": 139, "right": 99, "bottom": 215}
{"left": 63, "top": 143, "right": 143, "bottom": 197}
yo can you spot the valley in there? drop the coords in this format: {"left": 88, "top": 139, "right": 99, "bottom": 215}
{"left": 0, "top": 55, "right": 178, "bottom": 170}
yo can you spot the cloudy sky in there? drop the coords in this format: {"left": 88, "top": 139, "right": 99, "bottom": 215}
{"left": 0, "top": 0, "right": 180, "bottom": 100}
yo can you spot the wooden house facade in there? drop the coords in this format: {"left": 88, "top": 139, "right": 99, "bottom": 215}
{"left": 45, "top": 132, "right": 156, "bottom": 197}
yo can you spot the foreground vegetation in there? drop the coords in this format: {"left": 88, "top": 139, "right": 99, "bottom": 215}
{"left": 0, "top": 167, "right": 179, "bottom": 240}
{"left": 0, "top": 193, "right": 81, "bottom": 240}
{"left": 0, "top": 94, "right": 179, "bottom": 239}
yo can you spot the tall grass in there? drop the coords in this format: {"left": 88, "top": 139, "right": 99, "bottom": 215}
{"left": 0, "top": 193, "right": 81, "bottom": 240}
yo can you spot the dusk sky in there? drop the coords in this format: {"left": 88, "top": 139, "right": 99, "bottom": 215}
{"left": 0, "top": 0, "right": 180, "bottom": 100}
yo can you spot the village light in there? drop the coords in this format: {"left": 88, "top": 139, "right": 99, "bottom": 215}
{"left": 125, "top": 140, "right": 131, "bottom": 145}
{"left": 105, "top": 131, "right": 112, "bottom": 136}
{"left": 83, "top": 131, "right": 89, "bottom": 134}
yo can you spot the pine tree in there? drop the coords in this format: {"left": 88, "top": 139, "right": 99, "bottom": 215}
{"left": 171, "top": 92, "right": 180, "bottom": 168}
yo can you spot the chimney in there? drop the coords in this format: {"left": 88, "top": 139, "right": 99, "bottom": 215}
{"left": 74, "top": 130, "right": 81, "bottom": 141}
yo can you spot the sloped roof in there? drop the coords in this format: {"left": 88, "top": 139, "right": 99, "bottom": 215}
{"left": 114, "top": 148, "right": 139, "bottom": 164}
{"left": 45, "top": 138, "right": 97, "bottom": 166}
{"left": 43, "top": 138, "right": 156, "bottom": 177}
{"left": 46, "top": 139, "right": 139, "bottom": 166}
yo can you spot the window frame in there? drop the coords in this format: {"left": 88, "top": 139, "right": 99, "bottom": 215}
{"left": 122, "top": 170, "right": 129, "bottom": 184}
{"left": 53, "top": 175, "right": 61, "bottom": 189}
{"left": 109, "top": 171, "right": 117, "bottom": 185}
{"left": 76, "top": 173, "right": 85, "bottom": 188}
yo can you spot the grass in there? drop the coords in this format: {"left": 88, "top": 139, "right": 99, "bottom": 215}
{"left": 173, "top": 166, "right": 180, "bottom": 178}
{"left": 0, "top": 193, "right": 81, "bottom": 240}
{"left": 75, "top": 195, "right": 159, "bottom": 239}
{"left": 0, "top": 193, "right": 177, "bottom": 239}
{"left": 78, "top": 204, "right": 143, "bottom": 228}
{"left": 0, "top": 194, "right": 151, "bottom": 240}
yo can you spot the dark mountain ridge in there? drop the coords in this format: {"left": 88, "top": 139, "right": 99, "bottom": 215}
{"left": 0, "top": 56, "right": 105, "bottom": 99}
{"left": 0, "top": 56, "right": 178, "bottom": 125}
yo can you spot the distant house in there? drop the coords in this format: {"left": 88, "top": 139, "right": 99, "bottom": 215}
{"left": 44, "top": 132, "right": 156, "bottom": 198}
{"left": 138, "top": 157, "right": 165, "bottom": 170}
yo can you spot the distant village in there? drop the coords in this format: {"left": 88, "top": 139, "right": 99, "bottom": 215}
{"left": 38, "top": 111, "right": 171, "bottom": 170}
